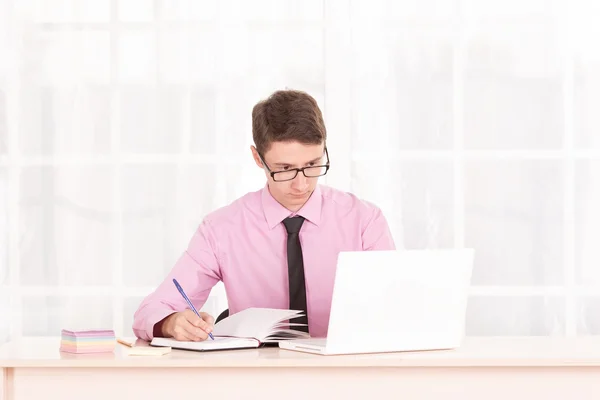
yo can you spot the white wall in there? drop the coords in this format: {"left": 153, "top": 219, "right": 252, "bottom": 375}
{"left": 1, "top": 0, "right": 600, "bottom": 341}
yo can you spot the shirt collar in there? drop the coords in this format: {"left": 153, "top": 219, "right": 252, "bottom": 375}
{"left": 261, "top": 184, "right": 322, "bottom": 230}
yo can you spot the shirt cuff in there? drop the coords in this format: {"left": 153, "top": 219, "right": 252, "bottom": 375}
{"left": 137, "top": 309, "right": 177, "bottom": 341}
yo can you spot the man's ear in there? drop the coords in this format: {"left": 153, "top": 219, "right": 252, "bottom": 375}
{"left": 250, "top": 145, "right": 263, "bottom": 169}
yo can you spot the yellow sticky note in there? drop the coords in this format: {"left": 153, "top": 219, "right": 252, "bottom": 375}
{"left": 126, "top": 346, "right": 171, "bottom": 356}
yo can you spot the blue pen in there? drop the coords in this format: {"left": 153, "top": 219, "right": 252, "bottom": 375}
{"left": 172, "top": 278, "right": 214, "bottom": 340}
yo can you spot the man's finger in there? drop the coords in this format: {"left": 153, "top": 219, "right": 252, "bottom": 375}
{"left": 183, "top": 311, "right": 211, "bottom": 332}
{"left": 201, "top": 312, "right": 215, "bottom": 326}
{"left": 172, "top": 326, "right": 195, "bottom": 341}
{"left": 181, "top": 321, "right": 208, "bottom": 341}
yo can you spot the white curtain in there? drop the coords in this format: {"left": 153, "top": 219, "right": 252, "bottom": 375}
{"left": 1, "top": 0, "right": 600, "bottom": 342}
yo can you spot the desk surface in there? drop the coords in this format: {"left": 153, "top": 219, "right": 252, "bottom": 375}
{"left": 2, "top": 336, "right": 600, "bottom": 368}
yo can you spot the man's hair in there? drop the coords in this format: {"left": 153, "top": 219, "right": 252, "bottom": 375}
{"left": 252, "top": 89, "right": 327, "bottom": 155}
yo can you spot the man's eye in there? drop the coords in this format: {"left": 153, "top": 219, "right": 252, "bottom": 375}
{"left": 308, "top": 162, "right": 316, "bottom": 167}
{"left": 282, "top": 166, "right": 290, "bottom": 171}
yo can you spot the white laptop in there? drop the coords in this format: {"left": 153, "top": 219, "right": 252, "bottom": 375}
{"left": 278, "top": 248, "right": 474, "bottom": 355}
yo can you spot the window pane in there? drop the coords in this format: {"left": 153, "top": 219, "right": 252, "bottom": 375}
{"left": 351, "top": 25, "right": 454, "bottom": 151}
{"left": 574, "top": 36, "right": 600, "bottom": 149}
{"left": 0, "top": 89, "right": 6, "bottom": 154}
{"left": 577, "top": 297, "right": 600, "bottom": 335}
{"left": 465, "top": 160, "right": 563, "bottom": 285}
{"left": 122, "top": 165, "right": 217, "bottom": 287}
{"left": 466, "top": 296, "right": 564, "bottom": 336}
{"left": 575, "top": 160, "right": 600, "bottom": 285}
{"left": 19, "top": 166, "right": 114, "bottom": 286}
{"left": 0, "top": 292, "right": 9, "bottom": 343}
{"left": 19, "top": 0, "right": 111, "bottom": 23}
{"left": 574, "top": 74, "right": 600, "bottom": 149}
{"left": 32, "top": 0, "right": 73, "bottom": 23}
{"left": 19, "top": 85, "right": 111, "bottom": 155}
{"left": 157, "top": 0, "right": 217, "bottom": 22}
{"left": 352, "top": 161, "right": 454, "bottom": 249}
{"left": 31, "top": 31, "right": 111, "bottom": 85}
{"left": 176, "top": 165, "right": 219, "bottom": 243}
{"left": 159, "top": 30, "right": 217, "bottom": 85}
{"left": 123, "top": 296, "right": 145, "bottom": 338}
{"left": 122, "top": 165, "right": 178, "bottom": 287}
{"left": 77, "top": 0, "right": 111, "bottom": 23}
{"left": 120, "top": 86, "right": 184, "bottom": 153}
{"left": 118, "top": 0, "right": 154, "bottom": 22}
{"left": 219, "top": 27, "right": 324, "bottom": 155}
{"left": 462, "top": 0, "right": 556, "bottom": 19}
{"left": 0, "top": 168, "right": 7, "bottom": 286}
{"left": 190, "top": 86, "right": 217, "bottom": 154}
{"left": 22, "top": 296, "right": 113, "bottom": 336}
{"left": 118, "top": 31, "right": 156, "bottom": 84}
{"left": 464, "top": 21, "right": 563, "bottom": 149}
{"left": 352, "top": 0, "right": 457, "bottom": 21}
{"left": 223, "top": 0, "right": 322, "bottom": 22}
{"left": 385, "top": 0, "right": 457, "bottom": 20}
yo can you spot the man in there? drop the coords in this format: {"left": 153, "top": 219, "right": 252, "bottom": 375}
{"left": 132, "top": 89, "right": 395, "bottom": 342}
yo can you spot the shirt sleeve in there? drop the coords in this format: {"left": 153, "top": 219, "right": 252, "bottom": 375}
{"left": 131, "top": 219, "right": 222, "bottom": 341}
{"left": 361, "top": 205, "right": 396, "bottom": 251}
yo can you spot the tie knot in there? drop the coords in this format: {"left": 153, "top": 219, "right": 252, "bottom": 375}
{"left": 283, "top": 216, "right": 305, "bottom": 234}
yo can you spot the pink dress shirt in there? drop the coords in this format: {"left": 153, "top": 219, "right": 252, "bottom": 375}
{"left": 132, "top": 184, "right": 396, "bottom": 340}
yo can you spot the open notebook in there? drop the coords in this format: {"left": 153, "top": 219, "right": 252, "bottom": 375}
{"left": 150, "top": 308, "right": 310, "bottom": 352}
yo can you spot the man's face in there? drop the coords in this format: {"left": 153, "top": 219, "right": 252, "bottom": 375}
{"left": 252, "top": 141, "right": 326, "bottom": 211}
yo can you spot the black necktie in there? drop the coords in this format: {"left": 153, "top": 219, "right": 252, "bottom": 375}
{"left": 282, "top": 216, "right": 309, "bottom": 333}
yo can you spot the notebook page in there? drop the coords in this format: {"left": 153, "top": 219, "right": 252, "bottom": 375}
{"left": 151, "top": 337, "right": 259, "bottom": 351}
{"left": 273, "top": 323, "right": 307, "bottom": 328}
{"left": 211, "top": 308, "right": 303, "bottom": 341}
{"left": 264, "top": 329, "right": 310, "bottom": 342}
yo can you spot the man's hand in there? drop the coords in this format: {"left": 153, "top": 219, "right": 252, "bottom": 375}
{"left": 161, "top": 310, "right": 215, "bottom": 341}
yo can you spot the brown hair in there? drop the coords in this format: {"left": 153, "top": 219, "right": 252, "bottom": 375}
{"left": 252, "top": 89, "right": 327, "bottom": 155}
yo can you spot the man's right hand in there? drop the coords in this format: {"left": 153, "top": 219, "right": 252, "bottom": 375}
{"left": 160, "top": 310, "right": 215, "bottom": 341}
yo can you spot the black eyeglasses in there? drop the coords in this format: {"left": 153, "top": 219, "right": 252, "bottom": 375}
{"left": 258, "top": 147, "right": 330, "bottom": 182}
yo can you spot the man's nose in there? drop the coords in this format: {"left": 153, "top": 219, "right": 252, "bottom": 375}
{"left": 291, "top": 171, "right": 308, "bottom": 188}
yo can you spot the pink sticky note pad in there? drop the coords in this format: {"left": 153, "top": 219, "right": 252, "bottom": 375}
{"left": 61, "top": 329, "right": 115, "bottom": 338}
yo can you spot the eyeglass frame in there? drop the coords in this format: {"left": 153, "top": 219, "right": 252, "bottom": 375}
{"left": 257, "top": 146, "right": 330, "bottom": 182}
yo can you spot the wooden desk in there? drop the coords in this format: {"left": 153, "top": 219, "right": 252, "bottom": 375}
{"left": 2, "top": 336, "right": 600, "bottom": 400}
